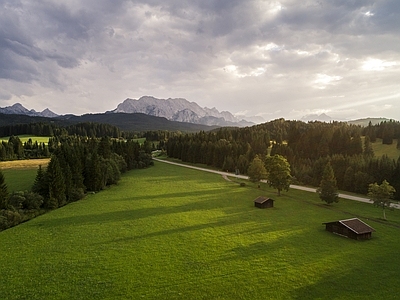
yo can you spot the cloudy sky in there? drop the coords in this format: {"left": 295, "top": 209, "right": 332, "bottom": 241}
{"left": 1, "top": 0, "right": 399, "bottom": 121}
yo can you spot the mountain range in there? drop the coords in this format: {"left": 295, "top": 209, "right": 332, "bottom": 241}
{"left": 0, "top": 98, "right": 396, "bottom": 130}
{"left": 109, "top": 96, "right": 254, "bottom": 127}
{"left": 1, "top": 97, "right": 254, "bottom": 127}
{"left": 0, "top": 103, "right": 59, "bottom": 118}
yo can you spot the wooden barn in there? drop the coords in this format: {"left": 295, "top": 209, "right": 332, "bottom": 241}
{"left": 323, "top": 218, "right": 375, "bottom": 240}
{"left": 254, "top": 196, "right": 274, "bottom": 209}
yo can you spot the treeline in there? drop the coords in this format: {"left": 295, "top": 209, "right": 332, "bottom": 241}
{"left": 165, "top": 119, "right": 400, "bottom": 199}
{"left": 362, "top": 120, "right": 400, "bottom": 145}
{"left": 0, "top": 122, "right": 123, "bottom": 138}
{"left": 1, "top": 136, "right": 50, "bottom": 160}
{"left": 0, "top": 136, "right": 153, "bottom": 230}
{"left": 0, "top": 122, "right": 125, "bottom": 161}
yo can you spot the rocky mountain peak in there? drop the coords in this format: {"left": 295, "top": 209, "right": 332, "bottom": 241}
{"left": 111, "top": 96, "right": 253, "bottom": 127}
{"left": 0, "top": 103, "right": 58, "bottom": 117}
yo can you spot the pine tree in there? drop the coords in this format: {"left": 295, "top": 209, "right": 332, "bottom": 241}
{"left": 46, "top": 156, "right": 66, "bottom": 209}
{"left": 0, "top": 170, "right": 9, "bottom": 209}
{"left": 84, "top": 152, "right": 102, "bottom": 191}
{"left": 317, "top": 162, "right": 339, "bottom": 204}
{"left": 363, "top": 135, "right": 374, "bottom": 158}
{"left": 32, "top": 165, "right": 49, "bottom": 199}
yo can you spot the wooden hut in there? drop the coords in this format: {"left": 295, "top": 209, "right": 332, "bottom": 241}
{"left": 323, "top": 218, "right": 375, "bottom": 240}
{"left": 254, "top": 196, "right": 274, "bottom": 209}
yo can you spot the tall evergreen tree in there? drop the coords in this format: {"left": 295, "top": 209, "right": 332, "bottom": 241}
{"left": 0, "top": 170, "right": 9, "bottom": 209}
{"left": 363, "top": 135, "right": 374, "bottom": 158}
{"left": 46, "top": 156, "right": 66, "bottom": 209}
{"left": 317, "top": 162, "right": 339, "bottom": 204}
{"left": 84, "top": 152, "right": 102, "bottom": 192}
{"left": 32, "top": 165, "right": 49, "bottom": 201}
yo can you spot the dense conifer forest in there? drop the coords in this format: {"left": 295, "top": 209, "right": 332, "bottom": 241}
{"left": 0, "top": 134, "right": 153, "bottom": 230}
{"left": 165, "top": 119, "right": 400, "bottom": 200}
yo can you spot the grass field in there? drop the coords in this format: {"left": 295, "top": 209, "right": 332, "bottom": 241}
{"left": 1, "top": 159, "right": 49, "bottom": 192}
{"left": 0, "top": 134, "right": 50, "bottom": 144}
{"left": 2, "top": 168, "right": 38, "bottom": 192}
{"left": 0, "top": 161, "right": 400, "bottom": 299}
{"left": 372, "top": 138, "right": 400, "bottom": 160}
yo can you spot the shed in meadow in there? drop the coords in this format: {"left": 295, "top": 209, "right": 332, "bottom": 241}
{"left": 254, "top": 196, "right": 274, "bottom": 209}
{"left": 323, "top": 218, "right": 375, "bottom": 240}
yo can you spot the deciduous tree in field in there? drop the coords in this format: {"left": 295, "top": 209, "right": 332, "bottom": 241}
{"left": 368, "top": 180, "right": 396, "bottom": 220}
{"left": 265, "top": 154, "right": 291, "bottom": 196}
{"left": 317, "top": 162, "right": 339, "bottom": 204}
{"left": 247, "top": 155, "right": 267, "bottom": 187}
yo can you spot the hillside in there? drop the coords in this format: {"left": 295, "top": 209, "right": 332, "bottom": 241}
{"left": 0, "top": 114, "right": 67, "bottom": 127}
{"left": 60, "top": 112, "right": 219, "bottom": 132}
{"left": 348, "top": 117, "right": 393, "bottom": 126}
{"left": 0, "top": 112, "right": 218, "bottom": 133}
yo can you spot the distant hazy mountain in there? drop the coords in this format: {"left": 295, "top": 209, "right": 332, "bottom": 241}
{"left": 235, "top": 114, "right": 265, "bottom": 124}
{"left": 301, "top": 113, "right": 333, "bottom": 122}
{"left": 0, "top": 103, "right": 58, "bottom": 118}
{"left": 347, "top": 117, "right": 393, "bottom": 127}
{"left": 110, "top": 96, "right": 253, "bottom": 127}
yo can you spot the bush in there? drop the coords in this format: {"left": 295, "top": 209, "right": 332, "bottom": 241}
{"left": 0, "top": 209, "right": 22, "bottom": 231}
{"left": 69, "top": 188, "right": 85, "bottom": 202}
{"left": 8, "top": 191, "right": 43, "bottom": 210}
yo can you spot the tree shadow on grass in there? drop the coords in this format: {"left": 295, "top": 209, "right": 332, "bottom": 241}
{"left": 105, "top": 188, "right": 227, "bottom": 202}
{"left": 31, "top": 188, "right": 255, "bottom": 229}
{"left": 290, "top": 253, "right": 400, "bottom": 300}
{"left": 216, "top": 228, "right": 307, "bottom": 263}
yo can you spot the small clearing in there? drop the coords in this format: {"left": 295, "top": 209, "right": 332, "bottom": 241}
{"left": 0, "top": 158, "right": 50, "bottom": 169}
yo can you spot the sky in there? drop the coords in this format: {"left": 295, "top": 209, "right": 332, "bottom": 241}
{"left": 1, "top": 0, "right": 400, "bottom": 121}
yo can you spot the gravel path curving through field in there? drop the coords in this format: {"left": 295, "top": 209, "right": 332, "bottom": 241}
{"left": 153, "top": 158, "right": 399, "bottom": 209}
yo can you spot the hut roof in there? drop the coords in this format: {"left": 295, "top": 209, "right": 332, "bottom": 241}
{"left": 325, "top": 218, "right": 375, "bottom": 234}
{"left": 253, "top": 196, "right": 273, "bottom": 204}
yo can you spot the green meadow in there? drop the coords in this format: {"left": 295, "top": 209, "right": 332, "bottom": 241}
{"left": 0, "top": 158, "right": 49, "bottom": 192}
{"left": 0, "top": 134, "right": 50, "bottom": 144}
{"left": 372, "top": 138, "right": 400, "bottom": 160}
{"left": 1, "top": 161, "right": 400, "bottom": 299}
{"left": 2, "top": 168, "right": 37, "bottom": 192}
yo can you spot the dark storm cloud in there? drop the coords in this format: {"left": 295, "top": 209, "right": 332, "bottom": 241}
{"left": 0, "top": 0, "right": 81, "bottom": 84}
{"left": 0, "top": 0, "right": 399, "bottom": 119}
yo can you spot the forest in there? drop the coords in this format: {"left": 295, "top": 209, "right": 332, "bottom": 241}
{"left": 165, "top": 119, "right": 400, "bottom": 200}
{"left": 0, "top": 121, "right": 123, "bottom": 139}
{"left": 0, "top": 134, "right": 153, "bottom": 230}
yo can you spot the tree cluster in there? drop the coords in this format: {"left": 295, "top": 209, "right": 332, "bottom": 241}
{"left": 0, "top": 136, "right": 153, "bottom": 231}
{"left": 0, "top": 136, "right": 50, "bottom": 160}
{"left": 166, "top": 127, "right": 271, "bottom": 174}
{"left": 0, "top": 122, "right": 122, "bottom": 139}
{"left": 363, "top": 120, "right": 400, "bottom": 145}
{"left": 248, "top": 154, "right": 292, "bottom": 195}
{"left": 165, "top": 119, "right": 400, "bottom": 200}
